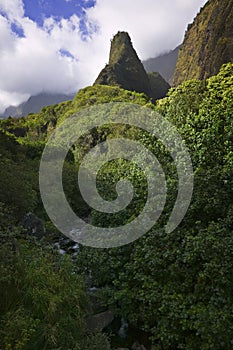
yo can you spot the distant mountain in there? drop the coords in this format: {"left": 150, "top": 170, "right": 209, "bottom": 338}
{"left": 143, "top": 45, "right": 180, "bottom": 84}
{"left": 172, "top": 0, "right": 233, "bottom": 86}
{"left": 94, "top": 31, "right": 170, "bottom": 101}
{"left": 2, "top": 93, "right": 75, "bottom": 118}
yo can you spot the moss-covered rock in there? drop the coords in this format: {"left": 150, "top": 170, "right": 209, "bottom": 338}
{"left": 94, "top": 31, "right": 169, "bottom": 100}
{"left": 172, "top": 0, "right": 233, "bottom": 86}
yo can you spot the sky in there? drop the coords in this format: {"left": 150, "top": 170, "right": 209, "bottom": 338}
{"left": 0, "top": 0, "right": 208, "bottom": 113}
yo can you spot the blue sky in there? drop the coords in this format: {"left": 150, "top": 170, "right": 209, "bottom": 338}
{"left": 23, "top": 0, "right": 96, "bottom": 34}
{"left": 2, "top": 0, "right": 97, "bottom": 38}
{"left": 24, "top": 0, "right": 93, "bottom": 22}
{"left": 0, "top": 0, "right": 208, "bottom": 112}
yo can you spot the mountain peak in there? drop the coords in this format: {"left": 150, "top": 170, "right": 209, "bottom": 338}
{"left": 109, "top": 31, "right": 133, "bottom": 65}
{"left": 94, "top": 31, "right": 151, "bottom": 96}
{"left": 94, "top": 31, "right": 170, "bottom": 100}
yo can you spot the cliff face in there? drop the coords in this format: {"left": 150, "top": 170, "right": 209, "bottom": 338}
{"left": 172, "top": 0, "right": 233, "bottom": 86}
{"left": 94, "top": 31, "right": 170, "bottom": 100}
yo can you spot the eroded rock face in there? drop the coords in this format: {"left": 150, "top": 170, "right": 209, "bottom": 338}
{"left": 94, "top": 31, "right": 169, "bottom": 100}
{"left": 95, "top": 32, "right": 151, "bottom": 96}
{"left": 172, "top": 0, "right": 233, "bottom": 86}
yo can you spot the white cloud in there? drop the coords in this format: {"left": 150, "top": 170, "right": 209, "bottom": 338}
{"left": 86, "top": 0, "right": 208, "bottom": 59}
{"left": 0, "top": 0, "right": 208, "bottom": 113}
{"left": 0, "top": 90, "right": 29, "bottom": 112}
{"left": 0, "top": 0, "right": 24, "bottom": 20}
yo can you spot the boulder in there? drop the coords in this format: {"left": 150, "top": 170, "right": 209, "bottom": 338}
{"left": 86, "top": 310, "right": 114, "bottom": 332}
{"left": 22, "top": 212, "right": 45, "bottom": 239}
{"left": 132, "top": 341, "right": 147, "bottom": 350}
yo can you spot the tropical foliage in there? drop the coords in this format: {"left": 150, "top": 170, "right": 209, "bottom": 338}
{"left": 0, "top": 63, "right": 233, "bottom": 349}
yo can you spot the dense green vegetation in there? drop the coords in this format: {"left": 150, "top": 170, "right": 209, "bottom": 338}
{"left": 0, "top": 86, "right": 151, "bottom": 350}
{"left": 0, "top": 63, "right": 233, "bottom": 349}
{"left": 0, "top": 235, "right": 110, "bottom": 350}
{"left": 76, "top": 63, "right": 233, "bottom": 349}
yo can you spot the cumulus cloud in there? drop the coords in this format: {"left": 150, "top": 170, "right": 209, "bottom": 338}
{"left": 0, "top": 0, "right": 208, "bottom": 113}
{"left": 0, "top": 0, "right": 24, "bottom": 20}
{"left": 86, "top": 0, "right": 208, "bottom": 59}
{"left": 0, "top": 90, "right": 29, "bottom": 113}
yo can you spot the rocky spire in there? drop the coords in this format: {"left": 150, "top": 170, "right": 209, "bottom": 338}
{"left": 94, "top": 31, "right": 170, "bottom": 100}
